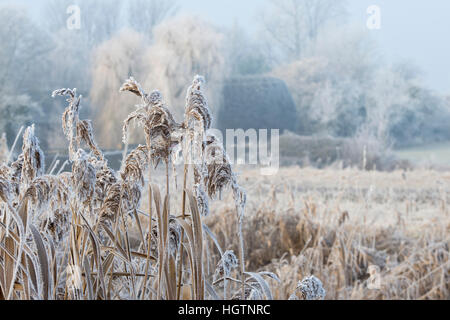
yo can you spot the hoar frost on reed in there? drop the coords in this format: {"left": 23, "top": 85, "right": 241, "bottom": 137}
{"left": 289, "top": 276, "right": 326, "bottom": 300}
{"left": 20, "top": 125, "right": 45, "bottom": 190}
{"left": 121, "top": 76, "right": 185, "bottom": 300}
{"left": 0, "top": 75, "right": 297, "bottom": 301}
{"left": 72, "top": 149, "right": 96, "bottom": 208}
{"left": 214, "top": 250, "right": 238, "bottom": 300}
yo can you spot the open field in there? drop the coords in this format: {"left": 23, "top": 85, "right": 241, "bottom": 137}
{"left": 145, "top": 166, "right": 450, "bottom": 300}
{"left": 215, "top": 167, "right": 450, "bottom": 299}
{"left": 394, "top": 142, "right": 450, "bottom": 167}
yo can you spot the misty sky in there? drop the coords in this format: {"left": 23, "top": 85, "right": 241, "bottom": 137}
{"left": 5, "top": 0, "right": 450, "bottom": 94}
{"left": 182, "top": 0, "right": 450, "bottom": 94}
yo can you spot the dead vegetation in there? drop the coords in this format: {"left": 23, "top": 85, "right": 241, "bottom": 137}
{"left": 0, "top": 77, "right": 448, "bottom": 300}
{"left": 0, "top": 76, "right": 285, "bottom": 300}
{"left": 205, "top": 168, "right": 449, "bottom": 300}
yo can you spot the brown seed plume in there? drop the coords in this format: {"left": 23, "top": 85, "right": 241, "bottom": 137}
{"left": 21, "top": 125, "right": 45, "bottom": 188}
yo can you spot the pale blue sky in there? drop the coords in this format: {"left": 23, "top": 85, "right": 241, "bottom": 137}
{"left": 345, "top": 0, "right": 450, "bottom": 94}
{"left": 4, "top": 0, "right": 450, "bottom": 94}
{"left": 181, "top": 0, "right": 450, "bottom": 94}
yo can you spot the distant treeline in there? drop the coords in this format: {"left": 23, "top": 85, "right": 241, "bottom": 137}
{"left": 1, "top": 0, "right": 449, "bottom": 154}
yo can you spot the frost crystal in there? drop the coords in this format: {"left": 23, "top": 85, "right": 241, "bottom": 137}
{"left": 296, "top": 276, "right": 326, "bottom": 300}
{"left": 214, "top": 250, "right": 238, "bottom": 281}
{"left": 72, "top": 149, "right": 96, "bottom": 207}
{"left": 289, "top": 294, "right": 300, "bottom": 300}
{"left": 21, "top": 125, "right": 45, "bottom": 188}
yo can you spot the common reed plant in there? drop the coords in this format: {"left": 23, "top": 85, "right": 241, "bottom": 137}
{"left": 0, "top": 76, "right": 285, "bottom": 300}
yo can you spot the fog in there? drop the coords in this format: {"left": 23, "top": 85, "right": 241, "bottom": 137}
{"left": 1, "top": 0, "right": 450, "bottom": 168}
{"left": 1, "top": 0, "right": 450, "bottom": 303}
{"left": 10, "top": 0, "right": 449, "bottom": 93}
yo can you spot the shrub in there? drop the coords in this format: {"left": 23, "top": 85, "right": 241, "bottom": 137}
{"left": 217, "top": 76, "right": 298, "bottom": 132}
{"left": 279, "top": 131, "right": 409, "bottom": 171}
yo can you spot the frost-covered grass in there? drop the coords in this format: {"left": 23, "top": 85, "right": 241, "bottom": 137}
{"left": 205, "top": 167, "right": 449, "bottom": 300}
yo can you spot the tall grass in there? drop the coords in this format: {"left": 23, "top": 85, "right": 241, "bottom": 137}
{"left": 3, "top": 76, "right": 443, "bottom": 300}
{"left": 0, "top": 76, "right": 281, "bottom": 300}
{"left": 206, "top": 167, "right": 449, "bottom": 300}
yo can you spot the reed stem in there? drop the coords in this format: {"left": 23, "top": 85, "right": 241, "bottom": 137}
{"left": 176, "top": 163, "right": 188, "bottom": 299}
{"left": 141, "top": 145, "right": 153, "bottom": 300}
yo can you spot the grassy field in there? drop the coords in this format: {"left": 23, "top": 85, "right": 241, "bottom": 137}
{"left": 147, "top": 165, "right": 450, "bottom": 300}
{"left": 394, "top": 142, "right": 450, "bottom": 167}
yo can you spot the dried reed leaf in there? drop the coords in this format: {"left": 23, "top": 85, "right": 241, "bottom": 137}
{"left": 244, "top": 272, "right": 273, "bottom": 300}
{"left": 83, "top": 256, "right": 94, "bottom": 300}
{"left": 187, "top": 190, "right": 205, "bottom": 300}
{"left": 30, "top": 225, "right": 50, "bottom": 300}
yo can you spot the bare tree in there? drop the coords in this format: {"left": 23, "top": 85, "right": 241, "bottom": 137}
{"left": 44, "top": 0, "right": 124, "bottom": 47}
{"left": 44, "top": 0, "right": 178, "bottom": 44}
{"left": 0, "top": 5, "right": 48, "bottom": 141}
{"left": 90, "top": 29, "right": 147, "bottom": 149}
{"left": 225, "top": 21, "right": 271, "bottom": 75}
{"left": 261, "top": 0, "right": 347, "bottom": 62}
{"left": 41, "top": 0, "right": 126, "bottom": 96}
{"left": 142, "top": 15, "right": 228, "bottom": 120}
{"left": 0, "top": 4, "right": 53, "bottom": 93}
{"left": 43, "top": 0, "right": 178, "bottom": 97}
{"left": 0, "top": 95, "right": 41, "bottom": 143}
{"left": 272, "top": 27, "right": 377, "bottom": 136}
{"left": 46, "top": 29, "right": 91, "bottom": 91}
{"left": 127, "top": 0, "right": 178, "bottom": 39}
